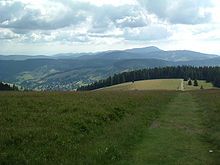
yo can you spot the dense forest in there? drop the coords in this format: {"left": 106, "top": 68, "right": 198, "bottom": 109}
{"left": 77, "top": 66, "right": 220, "bottom": 91}
{"left": 0, "top": 82, "right": 18, "bottom": 91}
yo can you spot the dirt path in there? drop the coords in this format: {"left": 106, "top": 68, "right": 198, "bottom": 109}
{"left": 125, "top": 92, "right": 213, "bottom": 165}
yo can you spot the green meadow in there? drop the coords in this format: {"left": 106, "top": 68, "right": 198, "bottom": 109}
{"left": 0, "top": 89, "right": 219, "bottom": 164}
{"left": 184, "top": 80, "right": 214, "bottom": 90}
{"left": 0, "top": 91, "right": 175, "bottom": 165}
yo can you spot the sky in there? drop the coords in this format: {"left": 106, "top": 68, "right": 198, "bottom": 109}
{"left": 0, "top": 0, "right": 220, "bottom": 55}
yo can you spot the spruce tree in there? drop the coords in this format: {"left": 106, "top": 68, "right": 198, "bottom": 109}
{"left": 188, "top": 80, "right": 192, "bottom": 85}
{"left": 194, "top": 79, "right": 198, "bottom": 86}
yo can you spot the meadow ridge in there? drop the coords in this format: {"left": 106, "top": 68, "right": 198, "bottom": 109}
{"left": 0, "top": 89, "right": 220, "bottom": 164}
{"left": 99, "top": 79, "right": 213, "bottom": 91}
{"left": 183, "top": 80, "right": 213, "bottom": 90}
{"left": 99, "top": 79, "right": 182, "bottom": 91}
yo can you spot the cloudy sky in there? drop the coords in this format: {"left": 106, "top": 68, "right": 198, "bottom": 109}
{"left": 0, "top": 0, "right": 220, "bottom": 55}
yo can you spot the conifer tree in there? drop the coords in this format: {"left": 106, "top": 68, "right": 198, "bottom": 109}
{"left": 188, "top": 80, "right": 192, "bottom": 85}
{"left": 194, "top": 79, "right": 198, "bottom": 86}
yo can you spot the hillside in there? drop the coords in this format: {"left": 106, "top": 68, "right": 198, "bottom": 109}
{"left": 99, "top": 79, "right": 214, "bottom": 91}
{"left": 1, "top": 46, "right": 218, "bottom": 62}
{"left": 99, "top": 79, "right": 182, "bottom": 91}
{"left": 184, "top": 80, "right": 213, "bottom": 90}
{"left": 0, "top": 58, "right": 173, "bottom": 90}
{"left": 78, "top": 66, "right": 220, "bottom": 91}
{"left": 1, "top": 90, "right": 220, "bottom": 164}
{"left": 76, "top": 47, "right": 218, "bottom": 61}
{"left": 178, "top": 57, "right": 220, "bottom": 66}
{"left": 0, "top": 47, "right": 220, "bottom": 91}
{"left": 0, "top": 55, "right": 50, "bottom": 61}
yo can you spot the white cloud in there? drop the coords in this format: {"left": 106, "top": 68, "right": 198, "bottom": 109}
{"left": 137, "top": 0, "right": 213, "bottom": 24}
{"left": 122, "top": 24, "right": 171, "bottom": 41}
{"left": 0, "top": 0, "right": 220, "bottom": 55}
{"left": 0, "top": 28, "right": 19, "bottom": 39}
{"left": 74, "top": 0, "right": 137, "bottom": 7}
{"left": 210, "top": 0, "right": 220, "bottom": 23}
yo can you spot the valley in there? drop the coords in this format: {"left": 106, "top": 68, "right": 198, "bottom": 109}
{"left": 1, "top": 47, "right": 220, "bottom": 91}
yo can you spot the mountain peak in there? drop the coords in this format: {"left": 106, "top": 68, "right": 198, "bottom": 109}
{"left": 125, "top": 46, "right": 162, "bottom": 54}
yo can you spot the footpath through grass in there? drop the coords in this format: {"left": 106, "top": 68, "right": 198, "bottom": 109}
{"left": 125, "top": 92, "right": 215, "bottom": 165}
{"left": 192, "top": 90, "right": 220, "bottom": 163}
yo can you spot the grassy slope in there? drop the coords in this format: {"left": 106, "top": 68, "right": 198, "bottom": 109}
{"left": 0, "top": 91, "right": 175, "bottom": 165}
{"left": 121, "top": 92, "right": 215, "bottom": 165}
{"left": 183, "top": 80, "right": 213, "bottom": 90}
{"left": 192, "top": 90, "right": 220, "bottom": 163}
{"left": 1, "top": 90, "right": 219, "bottom": 164}
{"left": 100, "top": 79, "right": 214, "bottom": 91}
{"left": 100, "top": 79, "right": 182, "bottom": 91}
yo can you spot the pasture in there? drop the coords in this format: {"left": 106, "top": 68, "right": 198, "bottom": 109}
{"left": 0, "top": 89, "right": 219, "bottom": 164}
{"left": 0, "top": 91, "right": 175, "bottom": 165}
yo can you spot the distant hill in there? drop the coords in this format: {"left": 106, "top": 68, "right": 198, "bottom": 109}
{"left": 177, "top": 57, "right": 220, "bottom": 66}
{"left": 113, "top": 59, "right": 172, "bottom": 70}
{"left": 53, "top": 52, "right": 94, "bottom": 59}
{"left": 0, "top": 55, "right": 51, "bottom": 61}
{"left": 0, "top": 53, "right": 93, "bottom": 60}
{"left": 125, "top": 46, "right": 162, "bottom": 54}
{"left": 77, "top": 49, "right": 218, "bottom": 62}
{"left": 76, "top": 46, "right": 163, "bottom": 60}
{"left": 0, "top": 46, "right": 220, "bottom": 90}
{"left": 0, "top": 46, "right": 218, "bottom": 61}
{"left": 143, "top": 50, "right": 218, "bottom": 62}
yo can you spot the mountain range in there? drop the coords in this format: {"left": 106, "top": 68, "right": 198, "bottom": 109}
{"left": 0, "top": 46, "right": 219, "bottom": 90}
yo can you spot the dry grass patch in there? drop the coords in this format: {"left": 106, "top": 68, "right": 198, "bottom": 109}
{"left": 100, "top": 79, "right": 182, "bottom": 91}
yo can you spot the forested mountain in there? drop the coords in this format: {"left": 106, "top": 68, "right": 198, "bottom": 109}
{"left": 0, "top": 53, "right": 92, "bottom": 61}
{"left": 125, "top": 46, "right": 162, "bottom": 54}
{"left": 76, "top": 48, "right": 218, "bottom": 61}
{"left": 77, "top": 66, "right": 220, "bottom": 91}
{"left": 0, "top": 47, "right": 220, "bottom": 90}
{"left": 178, "top": 57, "right": 220, "bottom": 66}
{"left": 1, "top": 46, "right": 218, "bottom": 61}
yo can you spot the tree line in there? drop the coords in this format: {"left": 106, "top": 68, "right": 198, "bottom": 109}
{"left": 0, "top": 82, "right": 19, "bottom": 91}
{"left": 77, "top": 66, "right": 220, "bottom": 91}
